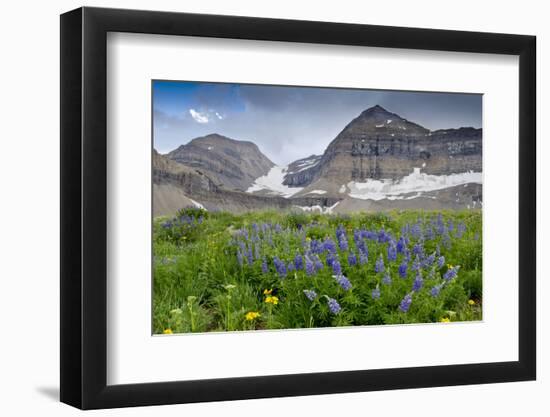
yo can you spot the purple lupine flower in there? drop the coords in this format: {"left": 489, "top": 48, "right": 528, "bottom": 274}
{"left": 294, "top": 254, "right": 303, "bottom": 270}
{"left": 327, "top": 297, "right": 341, "bottom": 314}
{"left": 359, "top": 253, "right": 369, "bottom": 265}
{"left": 412, "top": 272, "right": 423, "bottom": 292}
{"left": 447, "top": 220, "right": 454, "bottom": 232}
{"left": 396, "top": 236, "right": 406, "bottom": 254}
{"left": 443, "top": 266, "right": 459, "bottom": 281}
{"left": 398, "top": 261, "right": 408, "bottom": 278}
{"left": 436, "top": 244, "right": 441, "bottom": 257}
{"left": 303, "top": 289, "right": 317, "bottom": 301}
{"left": 326, "top": 253, "right": 336, "bottom": 267}
{"left": 353, "top": 229, "right": 362, "bottom": 244}
{"left": 162, "top": 220, "right": 172, "bottom": 229}
{"left": 371, "top": 287, "right": 381, "bottom": 299}
{"left": 246, "top": 247, "right": 254, "bottom": 265}
{"left": 442, "top": 232, "right": 452, "bottom": 249}
{"left": 435, "top": 214, "right": 445, "bottom": 235}
{"left": 424, "top": 226, "right": 434, "bottom": 241}
{"left": 237, "top": 250, "right": 244, "bottom": 266}
{"left": 261, "top": 258, "right": 268, "bottom": 273}
{"left": 287, "top": 261, "right": 295, "bottom": 272}
{"left": 305, "top": 257, "right": 314, "bottom": 276}
{"left": 422, "top": 253, "right": 435, "bottom": 269}
{"left": 399, "top": 293, "right": 413, "bottom": 313}
{"left": 336, "top": 224, "right": 346, "bottom": 239}
{"left": 431, "top": 284, "right": 443, "bottom": 297}
{"left": 375, "top": 255, "right": 385, "bottom": 273}
{"left": 314, "top": 256, "right": 324, "bottom": 272}
{"left": 323, "top": 238, "right": 337, "bottom": 254}
{"left": 412, "top": 255, "right": 421, "bottom": 271}
{"left": 348, "top": 252, "right": 357, "bottom": 266}
{"left": 378, "top": 229, "right": 391, "bottom": 243}
{"left": 383, "top": 271, "right": 392, "bottom": 285}
{"left": 412, "top": 242, "right": 424, "bottom": 257}
{"left": 411, "top": 222, "right": 422, "bottom": 239}
{"left": 275, "top": 223, "right": 282, "bottom": 233}
{"left": 273, "top": 257, "right": 287, "bottom": 277}
{"left": 332, "top": 259, "right": 342, "bottom": 275}
{"left": 403, "top": 247, "right": 411, "bottom": 262}
{"left": 334, "top": 274, "right": 352, "bottom": 291}
{"left": 387, "top": 242, "right": 397, "bottom": 262}
{"left": 311, "top": 239, "right": 323, "bottom": 254}
{"left": 357, "top": 239, "right": 367, "bottom": 256}
{"left": 437, "top": 255, "right": 445, "bottom": 269}
{"left": 456, "top": 222, "right": 466, "bottom": 238}
{"left": 337, "top": 235, "right": 349, "bottom": 251}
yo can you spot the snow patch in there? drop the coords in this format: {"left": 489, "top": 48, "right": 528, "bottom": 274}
{"left": 189, "top": 198, "right": 206, "bottom": 210}
{"left": 247, "top": 166, "right": 303, "bottom": 198}
{"left": 339, "top": 184, "right": 348, "bottom": 194}
{"left": 347, "top": 168, "right": 482, "bottom": 201}
{"left": 306, "top": 190, "right": 327, "bottom": 195}
{"left": 289, "top": 157, "right": 321, "bottom": 174}
{"left": 207, "top": 146, "right": 213, "bottom": 150}
{"left": 294, "top": 201, "right": 340, "bottom": 214}
{"left": 387, "top": 119, "right": 392, "bottom": 124}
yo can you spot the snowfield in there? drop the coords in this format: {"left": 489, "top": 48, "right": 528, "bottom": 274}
{"left": 294, "top": 201, "right": 340, "bottom": 214}
{"left": 246, "top": 166, "right": 303, "bottom": 198}
{"left": 347, "top": 168, "right": 482, "bottom": 201}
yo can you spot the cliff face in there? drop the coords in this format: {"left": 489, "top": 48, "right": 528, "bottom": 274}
{"left": 283, "top": 105, "right": 482, "bottom": 187}
{"left": 167, "top": 133, "right": 274, "bottom": 191}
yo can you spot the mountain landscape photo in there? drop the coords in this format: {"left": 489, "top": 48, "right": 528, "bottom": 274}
{"left": 152, "top": 81, "right": 482, "bottom": 334}
{"left": 153, "top": 103, "right": 482, "bottom": 216}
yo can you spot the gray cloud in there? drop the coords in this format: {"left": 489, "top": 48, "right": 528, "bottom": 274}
{"left": 154, "top": 83, "right": 481, "bottom": 165}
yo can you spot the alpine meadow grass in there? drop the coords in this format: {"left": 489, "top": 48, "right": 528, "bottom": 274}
{"left": 153, "top": 208, "right": 482, "bottom": 334}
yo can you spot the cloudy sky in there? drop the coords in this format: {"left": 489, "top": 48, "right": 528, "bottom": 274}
{"left": 153, "top": 80, "right": 482, "bottom": 165}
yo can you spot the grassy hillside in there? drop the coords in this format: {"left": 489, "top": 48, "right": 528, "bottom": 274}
{"left": 153, "top": 209, "right": 482, "bottom": 334}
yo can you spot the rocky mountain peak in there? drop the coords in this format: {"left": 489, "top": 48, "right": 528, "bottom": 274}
{"left": 341, "top": 105, "right": 429, "bottom": 136}
{"left": 167, "top": 133, "right": 274, "bottom": 191}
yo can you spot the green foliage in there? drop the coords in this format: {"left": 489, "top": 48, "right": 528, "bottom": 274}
{"left": 153, "top": 209, "right": 482, "bottom": 334}
{"left": 176, "top": 206, "right": 209, "bottom": 220}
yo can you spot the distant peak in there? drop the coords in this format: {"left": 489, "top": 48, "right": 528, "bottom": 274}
{"left": 365, "top": 104, "right": 389, "bottom": 113}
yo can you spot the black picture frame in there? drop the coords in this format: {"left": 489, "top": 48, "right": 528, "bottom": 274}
{"left": 60, "top": 6, "right": 536, "bottom": 410}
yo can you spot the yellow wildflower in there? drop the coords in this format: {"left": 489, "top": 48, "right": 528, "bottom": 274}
{"left": 245, "top": 311, "right": 261, "bottom": 321}
{"left": 263, "top": 288, "right": 273, "bottom": 295}
{"left": 468, "top": 299, "right": 475, "bottom": 306}
{"left": 440, "top": 317, "right": 451, "bottom": 323}
{"left": 163, "top": 328, "right": 173, "bottom": 334}
{"left": 265, "top": 295, "right": 279, "bottom": 305}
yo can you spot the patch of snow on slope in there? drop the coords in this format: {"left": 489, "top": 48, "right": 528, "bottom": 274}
{"left": 189, "top": 198, "right": 206, "bottom": 210}
{"left": 347, "top": 168, "right": 482, "bottom": 201}
{"left": 306, "top": 190, "right": 327, "bottom": 195}
{"left": 289, "top": 156, "right": 321, "bottom": 174}
{"left": 294, "top": 201, "right": 340, "bottom": 214}
{"left": 247, "top": 166, "right": 303, "bottom": 198}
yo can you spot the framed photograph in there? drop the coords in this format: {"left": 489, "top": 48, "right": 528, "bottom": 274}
{"left": 60, "top": 6, "right": 536, "bottom": 409}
